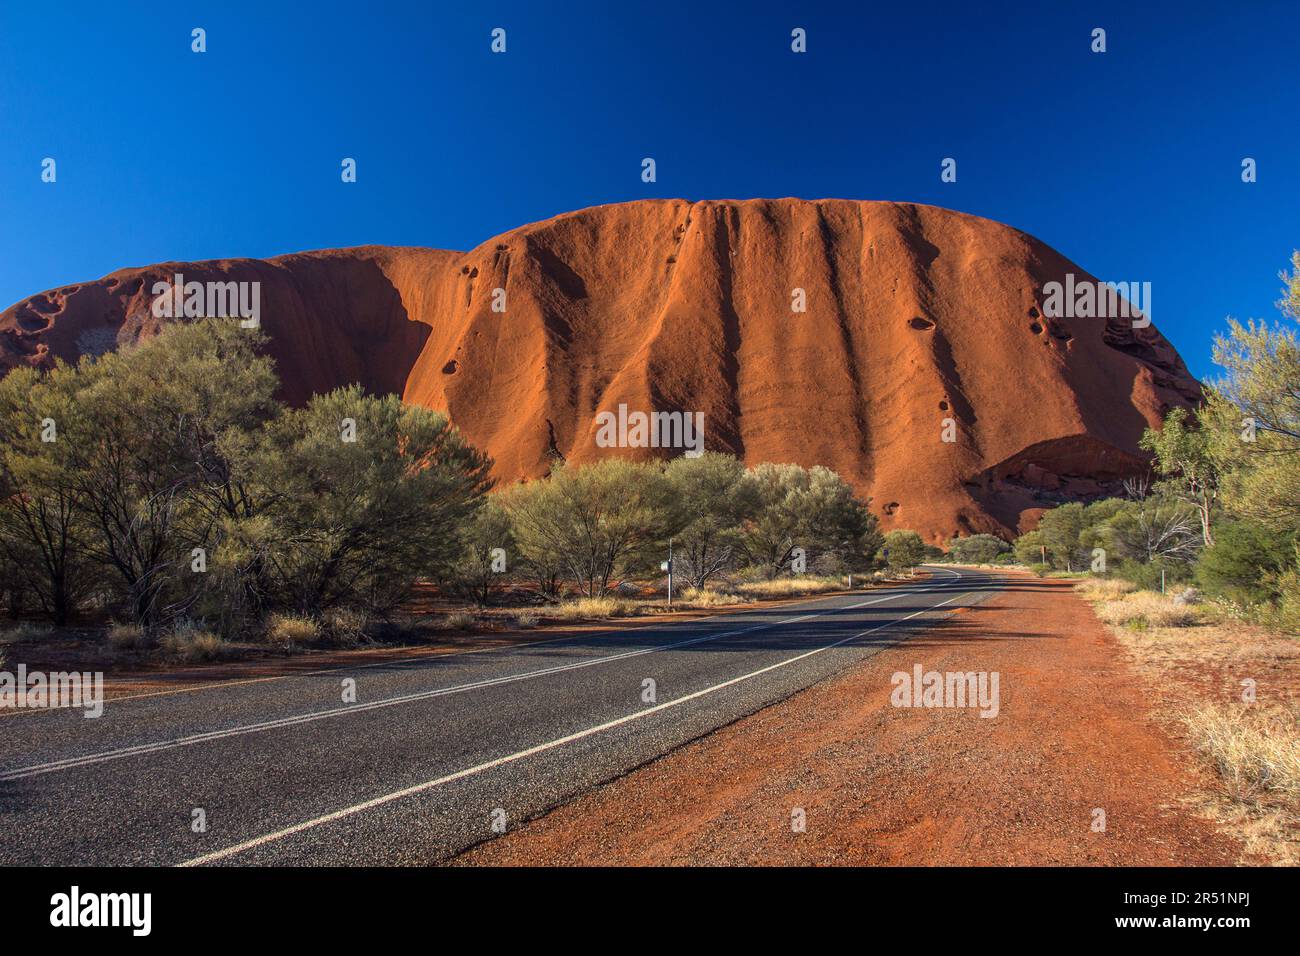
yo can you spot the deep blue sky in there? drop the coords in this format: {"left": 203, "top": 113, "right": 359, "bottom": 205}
{"left": 1, "top": 1, "right": 1296, "bottom": 379}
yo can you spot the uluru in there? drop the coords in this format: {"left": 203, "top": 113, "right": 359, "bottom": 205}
{"left": 0, "top": 198, "right": 1202, "bottom": 543}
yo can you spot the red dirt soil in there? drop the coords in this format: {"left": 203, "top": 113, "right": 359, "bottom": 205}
{"left": 0, "top": 199, "right": 1202, "bottom": 542}
{"left": 452, "top": 572, "right": 1242, "bottom": 866}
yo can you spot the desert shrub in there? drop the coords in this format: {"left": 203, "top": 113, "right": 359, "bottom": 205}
{"left": 1013, "top": 529, "right": 1050, "bottom": 566}
{"left": 446, "top": 500, "right": 514, "bottom": 606}
{"left": 1275, "top": 568, "right": 1300, "bottom": 632}
{"left": 1027, "top": 562, "right": 1051, "bottom": 577}
{"left": 262, "top": 613, "right": 320, "bottom": 650}
{"left": 1113, "top": 556, "right": 1195, "bottom": 592}
{"left": 514, "top": 611, "right": 539, "bottom": 629}
{"left": 444, "top": 611, "right": 478, "bottom": 631}
{"left": 880, "top": 530, "right": 927, "bottom": 571}
{"left": 106, "top": 622, "right": 150, "bottom": 651}
{"left": 946, "top": 533, "right": 1011, "bottom": 564}
{"left": 321, "top": 608, "right": 371, "bottom": 647}
{"left": 663, "top": 453, "right": 758, "bottom": 588}
{"left": 735, "top": 463, "right": 882, "bottom": 578}
{"left": 1194, "top": 519, "right": 1295, "bottom": 606}
{"left": 500, "top": 459, "right": 673, "bottom": 598}
{"left": 225, "top": 386, "right": 492, "bottom": 615}
{"left": 159, "top": 622, "right": 228, "bottom": 663}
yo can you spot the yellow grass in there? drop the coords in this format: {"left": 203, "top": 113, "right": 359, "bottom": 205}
{"left": 1093, "top": 591, "right": 1198, "bottom": 628}
{"left": 159, "top": 625, "right": 227, "bottom": 663}
{"left": 547, "top": 597, "right": 640, "bottom": 620}
{"left": 1073, "top": 577, "right": 1138, "bottom": 601}
{"left": 262, "top": 613, "right": 320, "bottom": 649}
{"left": 734, "top": 576, "right": 847, "bottom": 599}
{"left": 1182, "top": 703, "right": 1300, "bottom": 804}
{"left": 1080, "top": 581, "right": 1300, "bottom": 863}
{"left": 107, "top": 622, "right": 149, "bottom": 651}
{"left": 677, "top": 587, "right": 750, "bottom": 608}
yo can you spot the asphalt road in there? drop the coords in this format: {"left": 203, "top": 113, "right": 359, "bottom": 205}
{"left": 0, "top": 565, "right": 1001, "bottom": 865}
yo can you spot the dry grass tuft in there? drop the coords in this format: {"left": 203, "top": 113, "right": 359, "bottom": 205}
{"left": 444, "top": 611, "right": 478, "bottom": 631}
{"left": 678, "top": 587, "right": 749, "bottom": 608}
{"left": 1073, "top": 577, "right": 1138, "bottom": 601}
{"left": 1093, "top": 591, "right": 1198, "bottom": 629}
{"left": 262, "top": 613, "right": 320, "bottom": 650}
{"left": 734, "top": 576, "right": 846, "bottom": 599}
{"left": 1181, "top": 703, "right": 1300, "bottom": 805}
{"left": 159, "top": 623, "right": 228, "bottom": 663}
{"left": 0, "top": 621, "right": 53, "bottom": 644}
{"left": 107, "top": 622, "right": 150, "bottom": 651}
{"left": 547, "top": 597, "right": 640, "bottom": 620}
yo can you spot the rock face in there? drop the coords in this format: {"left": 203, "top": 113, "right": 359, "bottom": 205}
{"left": 0, "top": 199, "right": 1201, "bottom": 542}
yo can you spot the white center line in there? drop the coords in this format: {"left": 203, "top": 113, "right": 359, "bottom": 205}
{"left": 179, "top": 579, "right": 973, "bottom": 867}
{"left": 1, "top": 580, "right": 952, "bottom": 781}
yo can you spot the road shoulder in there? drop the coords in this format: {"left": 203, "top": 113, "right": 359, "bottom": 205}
{"left": 452, "top": 571, "right": 1244, "bottom": 865}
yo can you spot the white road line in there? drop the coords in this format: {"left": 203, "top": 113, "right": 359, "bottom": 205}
{"left": 0, "top": 580, "right": 951, "bottom": 781}
{"left": 180, "top": 580, "right": 972, "bottom": 866}
{"left": 0, "top": 574, "right": 948, "bottom": 715}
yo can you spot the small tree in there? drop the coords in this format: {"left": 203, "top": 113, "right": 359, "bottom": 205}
{"left": 0, "top": 366, "right": 96, "bottom": 624}
{"left": 946, "top": 533, "right": 1010, "bottom": 564}
{"left": 1140, "top": 407, "right": 1220, "bottom": 548}
{"left": 881, "top": 530, "right": 927, "bottom": 571}
{"left": 230, "top": 386, "right": 492, "bottom": 613}
{"left": 500, "top": 459, "right": 673, "bottom": 598}
{"left": 446, "top": 500, "right": 514, "bottom": 607}
{"left": 736, "top": 463, "right": 880, "bottom": 578}
{"left": 662, "top": 452, "right": 757, "bottom": 589}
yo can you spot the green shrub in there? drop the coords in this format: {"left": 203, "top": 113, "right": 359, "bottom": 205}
{"left": 946, "top": 533, "right": 1011, "bottom": 564}
{"left": 880, "top": 530, "right": 927, "bottom": 570}
{"left": 1194, "top": 519, "right": 1295, "bottom": 605}
{"left": 1114, "top": 556, "right": 1195, "bottom": 593}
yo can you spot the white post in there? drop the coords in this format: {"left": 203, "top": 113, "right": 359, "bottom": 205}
{"left": 667, "top": 539, "right": 674, "bottom": 609}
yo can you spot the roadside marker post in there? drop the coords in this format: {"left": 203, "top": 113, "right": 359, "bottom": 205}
{"left": 662, "top": 539, "right": 674, "bottom": 609}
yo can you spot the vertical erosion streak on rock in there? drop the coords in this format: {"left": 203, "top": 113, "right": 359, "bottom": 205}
{"left": 0, "top": 198, "right": 1204, "bottom": 541}
{"left": 810, "top": 201, "right": 872, "bottom": 484}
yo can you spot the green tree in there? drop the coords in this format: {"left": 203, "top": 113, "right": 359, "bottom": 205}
{"left": 945, "top": 533, "right": 1011, "bottom": 564}
{"left": 1193, "top": 518, "right": 1295, "bottom": 605}
{"left": 499, "top": 458, "right": 672, "bottom": 598}
{"left": 0, "top": 366, "right": 95, "bottom": 624}
{"left": 662, "top": 452, "right": 758, "bottom": 589}
{"left": 62, "top": 320, "right": 280, "bottom": 626}
{"left": 1036, "top": 502, "right": 1090, "bottom": 571}
{"left": 1140, "top": 407, "right": 1220, "bottom": 548}
{"left": 881, "top": 529, "right": 927, "bottom": 570}
{"left": 1012, "top": 528, "right": 1050, "bottom": 566}
{"left": 446, "top": 500, "right": 514, "bottom": 607}
{"left": 736, "top": 463, "right": 880, "bottom": 578}
{"left": 1202, "top": 253, "right": 1300, "bottom": 530}
{"left": 229, "top": 386, "right": 492, "bottom": 613}
{"left": 1098, "top": 495, "right": 1202, "bottom": 564}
